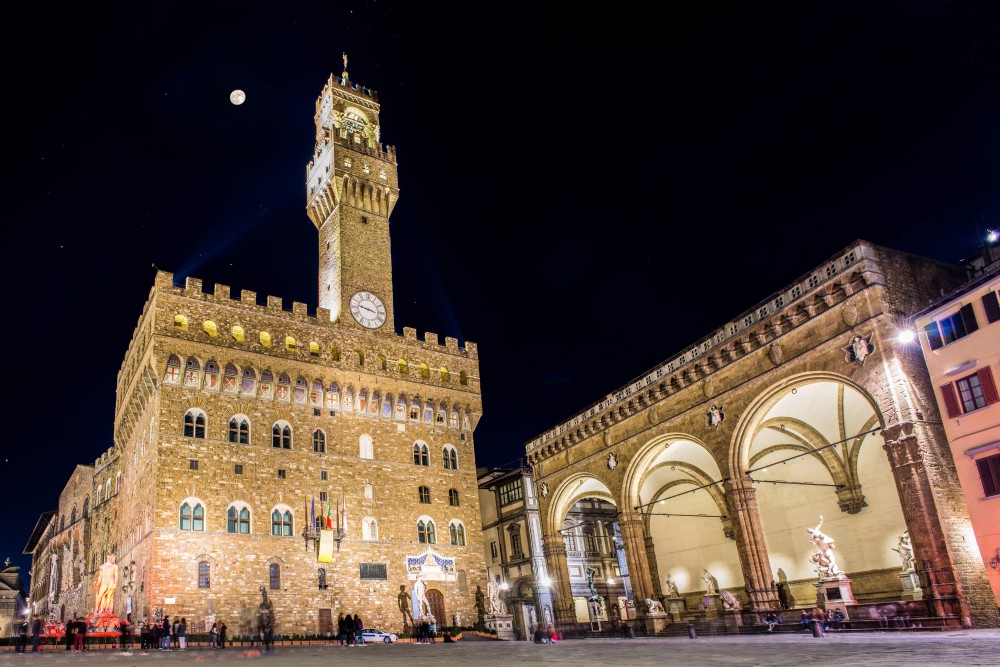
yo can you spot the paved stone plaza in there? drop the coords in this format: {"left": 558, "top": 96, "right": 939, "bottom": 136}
{"left": 4, "top": 631, "right": 1000, "bottom": 667}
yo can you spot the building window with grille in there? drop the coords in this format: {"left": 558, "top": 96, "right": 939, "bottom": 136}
{"left": 227, "top": 505, "right": 251, "bottom": 534}
{"left": 313, "top": 429, "right": 326, "bottom": 453}
{"left": 184, "top": 410, "right": 206, "bottom": 438}
{"left": 977, "top": 453, "right": 1000, "bottom": 498}
{"left": 490, "top": 541, "right": 498, "bottom": 561}
{"left": 271, "top": 509, "right": 293, "bottom": 536}
{"left": 235, "top": 464, "right": 243, "bottom": 475}
{"left": 417, "top": 519, "right": 436, "bottom": 544}
{"left": 179, "top": 502, "right": 205, "bottom": 531}
{"left": 319, "top": 491, "right": 328, "bottom": 503}
{"left": 443, "top": 445, "right": 458, "bottom": 470}
{"left": 189, "top": 460, "right": 199, "bottom": 471}
{"left": 448, "top": 489, "right": 460, "bottom": 506}
{"left": 272, "top": 422, "right": 292, "bottom": 449}
{"left": 498, "top": 479, "right": 523, "bottom": 506}
{"left": 318, "top": 568, "right": 328, "bottom": 590}
{"left": 229, "top": 417, "right": 250, "bottom": 444}
{"left": 510, "top": 531, "right": 523, "bottom": 558}
{"left": 413, "top": 442, "right": 429, "bottom": 466}
{"left": 321, "top": 470, "right": 328, "bottom": 481}
{"left": 449, "top": 521, "right": 466, "bottom": 546}
{"left": 269, "top": 563, "right": 281, "bottom": 590}
{"left": 418, "top": 486, "right": 431, "bottom": 504}
{"left": 198, "top": 561, "right": 210, "bottom": 588}
{"left": 940, "top": 368, "right": 999, "bottom": 418}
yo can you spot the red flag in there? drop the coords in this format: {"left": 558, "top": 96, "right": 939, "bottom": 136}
{"left": 327, "top": 498, "right": 333, "bottom": 529}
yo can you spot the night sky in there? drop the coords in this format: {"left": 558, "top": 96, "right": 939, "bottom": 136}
{"left": 3, "top": 2, "right": 998, "bottom": 580}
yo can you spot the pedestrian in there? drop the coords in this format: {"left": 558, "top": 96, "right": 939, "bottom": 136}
{"left": 219, "top": 621, "right": 227, "bottom": 649}
{"left": 263, "top": 625, "right": 274, "bottom": 654}
{"left": 160, "top": 615, "right": 171, "bottom": 650}
{"left": 64, "top": 617, "right": 73, "bottom": 651}
{"left": 546, "top": 625, "right": 558, "bottom": 644}
{"left": 355, "top": 613, "right": 365, "bottom": 645}
{"left": 428, "top": 618, "right": 436, "bottom": 643}
{"left": 15, "top": 615, "right": 28, "bottom": 652}
{"left": 209, "top": 621, "right": 219, "bottom": 648}
{"left": 172, "top": 617, "right": 180, "bottom": 650}
{"left": 72, "top": 616, "right": 84, "bottom": 652}
{"left": 119, "top": 617, "right": 131, "bottom": 651}
{"left": 811, "top": 607, "right": 827, "bottom": 637}
{"left": 178, "top": 617, "right": 187, "bottom": 650}
{"left": 31, "top": 614, "right": 43, "bottom": 653}
{"left": 79, "top": 615, "right": 89, "bottom": 651}
{"left": 799, "top": 609, "right": 811, "bottom": 631}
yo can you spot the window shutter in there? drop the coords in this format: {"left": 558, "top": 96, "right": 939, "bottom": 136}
{"left": 977, "top": 366, "right": 999, "bottom": 406}
{"left": 977, "top": 455, "right": 999, "bottom": 497}
{"left": 940, "top": 382, "right": 962, "bottom": 418}
{"left": 960, "top": 302, "right": 979, "bottom": 335}
{"left": 924, "top": 322, "right": 943, "bottom": 350}
{"left": 983, "top": 290, "right": 1000, "bottom": 324}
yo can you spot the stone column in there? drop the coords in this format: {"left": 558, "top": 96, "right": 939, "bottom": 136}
{"left": 617, "top": 510, "right": 655, "bottom": 603}
{"left": 724, "top": 479, "right": 780, "bottom": 612}
{"left": 882, "top": 421, "right": 998, "bottom": 627}
{"left": 644, "top": 535, "right": 663, "bottom": 599}
{"left": 541, "top": 533, "right": 575, "bottom": 629}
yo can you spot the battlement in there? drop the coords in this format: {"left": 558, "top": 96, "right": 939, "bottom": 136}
{"left": 150, "top": 270, "right": 476, "bottom": 358}
{"left": 324, "top": 72, "right": 379, "bottom": 105}
{"left": 94, "top": 445, "right": 118, "bottom": 471}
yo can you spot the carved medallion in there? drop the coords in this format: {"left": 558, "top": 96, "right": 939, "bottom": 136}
{"left": 842, "top": 306, "right": 859, "bottom": 327}
{"left": 769, "top": 343, "right": 784, "bottom": 367}
{"left": 647, "top": 407, "right": 659, "bottom": 426}
{"left": 606, "top": 453, "right": 618, "bottom": 470}
{"left": 845, "top": 333, "right": 874, "bottom": 364}
{"left": 707, "top": 405, "right": 725, "bottom": 428}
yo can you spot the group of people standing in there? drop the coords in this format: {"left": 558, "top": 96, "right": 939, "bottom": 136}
{"left": 337, "top": 612, "right": 365, "bottom": 645}
{"left": 140, "top": 615, "right": 189, "bottom": 651}
{"left": 12, "top": 615, "right": 44, "bottom": 653}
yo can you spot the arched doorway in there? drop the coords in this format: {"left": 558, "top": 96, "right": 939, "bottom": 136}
{"left": 732, "top": 376, "right": 906, "bottom": 610}
{"left": 427, "top": 589, "right": 445, "bottom": 626}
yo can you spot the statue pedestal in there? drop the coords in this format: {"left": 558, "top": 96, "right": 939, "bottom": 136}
{"left": 643, "top": 612, "right": 670, "bottom": 635}
{"left": 668, "top": 596, "right": 685, "bottom": 623}
{"left": 816, "top": 578, "right": 856, "bottom": 616}
{"left": 703, "top": 594, "right": 722, "bottom": 620}
{"left": 899, "top": 571, "right": 922, "bottom": 601}
{"left": 723, "top": 610, "right": 743, "bottom": 633}
{"left": 485, "top": 614, "right": 514, "bottom": 641}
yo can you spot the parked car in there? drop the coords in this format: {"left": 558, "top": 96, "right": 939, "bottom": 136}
{"left": 362, "top": 628, "right": 398, "bottom": 643}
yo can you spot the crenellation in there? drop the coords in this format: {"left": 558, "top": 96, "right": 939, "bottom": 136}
{"left": 267, "top": 295, "right": 283, "bottom": 311}
{"left": 241, "top": 289, "right": 257, "bottom": 305}
{"left": 292, "top": 301, "right": 308, "bottom": 316}
{"left": 214, "top": 283, "right": 231, "bottom": 299}
{"left": 445, "top": 336, "right": 458, "bottom": 350}
{"left": 185, "top": 277, "right": 203, "bottom": 295}
{"left": 424, "top": 331, "right": 439, "bottom": 345}
{"left": 403, "top": 327, "right": 417, "bottom": 340}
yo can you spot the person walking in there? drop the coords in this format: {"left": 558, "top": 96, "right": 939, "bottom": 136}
{"left": 337, "top": 613, "right": 346, "bottom": 646}
{"left": 219, "top": 621, "right": 227, "bottom": 649}
{"left": 177, "top": 618, "right": 187, "bottom": 650}
{"left": 72, "top": 616, "right": 84, "bottom": 652}
{"left": 811, "top": 608, "right": 827, "bottom": 637}
{"left": 31, "top": 614, "right": 43, "bottom": 653}
{"left": 119, "top": 617, "right": 132, "bottom": 651}
{"left": 209, "top": 621, "right": 219, "bottom": 648}
{"left": 161, "top": 615, "right": 172, "bottom": 650}
{"left": 14, "top": 615, "right": 28, "bottom": 652}
{"left": 172, "top": 617, "right": 180, "bottom": 650}
{"left": 355, "top": 613, "right": 365, "bottom": 645}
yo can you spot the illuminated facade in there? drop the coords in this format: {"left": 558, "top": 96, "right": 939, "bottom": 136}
{"left": 527, "top": 240, "right": 1000, "bottom": 633}
{"left": 24, "top": 68, "right": 487, "bottom": 635}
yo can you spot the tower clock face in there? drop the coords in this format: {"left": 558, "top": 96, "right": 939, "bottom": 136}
{"left": 349, "top": 291, "right": 386, "bottom": 329}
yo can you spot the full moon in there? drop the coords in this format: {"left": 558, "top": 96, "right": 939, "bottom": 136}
{"left": 230, "top": 89, "right": 246, "bottom": 105}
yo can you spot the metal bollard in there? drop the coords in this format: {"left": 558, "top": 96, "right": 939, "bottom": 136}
{"left": 811, "top": 620, "right": 823, "bottom": 638}
{"left": 687, "top": 623, "right": 697, "bottom": 639}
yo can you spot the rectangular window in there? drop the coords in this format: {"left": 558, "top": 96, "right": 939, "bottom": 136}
{"left": 924, "top": 303, "right": 978, "bottom": 350}
{"left": 235, "top": 464, "right": 243, "bottom": 475}
{"left": 490, "top": 541, "right": 498, "bottom": 561}
{"left": 198, "top": 561, "right": 210, "bottom": 588}
{"left": 189, "top": 460, "right": 199, "bottom": 471}
{"left": 321, "top": 470, "right": 328, "bottom": 481}
{"left": 511, "top": 532, "right": 523, "bottom": 558}
{"left": 320, "top": 491, "right": 328, "bottom": 502}
{"left": 278, "top": 469, "right": 286, "bottom": 479}
{"left": 314, "top": 407, "right": 321, "bottom": 416}
{"left": 941, "top": 367, "right": 999, "bottom": 418}
{"left": 983, "top": 289, "right": 1000, "bottom": 324}
{"left": 269, "top": 563, "right": 281, "bottom": 590}
{"left": 498, "top": 479, "right": 523, "bottom": 506}
{"left": 361, "top": 215, "right": 368, "bottom": 225}
{"left": 360, "top": 563, "right": 387, "bottom": 580}
{"left": 977, "top": 453, "right": 1000, "bottom": 497}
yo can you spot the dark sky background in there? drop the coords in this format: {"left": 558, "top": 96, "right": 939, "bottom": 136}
{"left": 3, "top": 1, "right": 998, "bottom": 580}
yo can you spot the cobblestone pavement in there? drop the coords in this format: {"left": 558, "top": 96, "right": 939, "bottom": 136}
{"left": 4, "top": 631, "right": 1000, "bottom": 667}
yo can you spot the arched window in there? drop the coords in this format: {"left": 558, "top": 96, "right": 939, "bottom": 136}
{"left": 272, "top": 422, "right": 292, "bottom": 449}
{"left": 449, "top": 407, "right": 459, "bottom": 429}
{"left": 313, "top": 429, "right": 326, "bottom": 453}
{"left": 198, "top": 561, "right": 210, "bottom": 588}
{"left": 460, "top": 370, "right": 468, "bottom": 386}
{"left": 449, "top": 521, "right": 466, "bottom": 546}
{"left": 437, "top": 406, "right": 446, "bottom": 425}
{"left": 71, "top": 506, "right": 77, "bottom": 524}
{"left": 395, "top": 395, "right": 407, "bottom": 420}
{"left": 318, "top": 568, "right": 328, "bottom": 590}
{"left": 184, "top": 410, "right": 206, "bottom": 438}
{"left": 342, "top": 386, "right": 354, "bottom": 413}
{"left": 179, "top": 501, "right": 205, "bottom": 531}
{"left": 227, "top": 504, "right": 251, "bottom": 534}
{"left": 357, "top": 389, "right": 367, "bottom": 413}
{"left": 440, "top": 367, "right": 450, "bottom": 382}
{"left": 269, "top": 563, "right": 281, "bottom": 589}
{"left": 82, "top": 497, "right": 89, "bottom": 518}
{"left": 417, "top": 519, "right": 436, "bottom": 544}
{"left": 184, "top": 357, "right": 201, "bottom": 387}
{"left": 359, "top": 434, "right": 373, "bottom": 460}
{"left": 419, "top": 363, "right": 430, "bottom": 379}
{"left": 418, "top": 486, "right": 431, "bottom": 504}
{"left": 331, "top": 345, "right": 342, "bottom": 362}
{"left": 398, "top": 359, "right": 408, "bottom": 375}
{"left": 362, "top": 517, "right": 378, "bottom": 541}
{"left": 59, "top": 515, "right": 65, "bottom": 531}
{"left": 448, "top": 489, "right": 460, "bottom": 507}
{"left": 413, "top": 442, "right": 429, "bottom": 466}
{"left": 364, "top": 483, "right": 374, "bottom": 499}
{"left": 259, "top": 370, "right": 274, "bottom": 400}
{"left": 228, "top": 416, "right": 250, "bottom": 444}
{"left": 409, "top": 398, "right": 420, "bottom": 421}
{"left": 241, "top": 367, "right": 257, "bottom": 396}
{"left": 443, "top": 445, "right": 459, "bottom": 470}
{"left": 115, "top": 472, "right": 121, "bottom": 495}
{"left": 164, "top": 354, "right": 181, "bottom": 384}
{"left": 271, "top": 508, "right": 293, "bottom": 536}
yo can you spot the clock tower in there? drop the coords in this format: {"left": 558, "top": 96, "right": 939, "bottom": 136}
{"left": 306, "top": 58, "right": 398, "bottom": 330}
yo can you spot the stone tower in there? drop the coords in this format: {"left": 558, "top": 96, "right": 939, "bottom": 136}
{"left": 306, "top": 60, "right": 399, "bottom": 330}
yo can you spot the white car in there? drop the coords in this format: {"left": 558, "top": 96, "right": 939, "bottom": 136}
{"left": 361, "top": 628, "right": 398, "bottom": 643}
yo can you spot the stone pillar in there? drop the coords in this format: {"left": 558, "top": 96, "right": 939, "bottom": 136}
{"left": 724, "top": 479, "right": 780, "bottom": 612}
{"left": 617, "top": 510, "right": 655, "bottom": 603}
{"left": 882, "top": 421, "right": 998, "bottom": 627}
{"left": 644, "top": 535, "right": 663, "bottom": 599}
{"left": 541, "top": 533, "right": 575, "bottom": 629}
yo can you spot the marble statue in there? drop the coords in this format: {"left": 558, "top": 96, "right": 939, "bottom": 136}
{"left": 414, "top": 577, "right": 432, "bottom": 618}
{"left": 720, "top": 590, "right": 742, "bottom": 611}
{"left": 486, "top": 578, "right": 507, "bottom": 615}
{"left": 93, "top": 553, "right": 119, "bottom": 614}
{"left": 645, "top": 598, "right": 666, "bottom": 614}
{"left": 664, "top": 573, "right": 680, "bottom": 598}
{"left": 47, "top": 553, "right": 58, "bottom": 603}
{"left": 892, "top": 531, "right": 915, "bottom": 572}
{"left": 701, "top": 569, "right": 717, "bottom": 595}
{"left": 807, "top": 516, "right": 845, "bottom": 580}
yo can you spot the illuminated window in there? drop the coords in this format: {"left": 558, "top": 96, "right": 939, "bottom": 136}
{"left": 940, "top": 368, "right": 998, "bottom": 418}
{"left": 923, "top": 304, "right": 978, "bottom": 350}
{"left": 499, "top": 479, "right": 523, "bottom": 506}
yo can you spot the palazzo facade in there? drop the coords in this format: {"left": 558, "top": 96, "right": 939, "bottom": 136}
{"left": 526, "top": 240, "right": 1000, "bottom": 632}
{"left": 24, "top": 68, "right": 487, "bottom": 635}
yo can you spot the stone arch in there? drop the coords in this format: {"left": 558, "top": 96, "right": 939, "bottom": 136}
{"left": 545, "top": 473, "right": 617, "bottom": 535}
